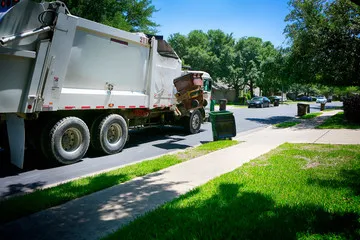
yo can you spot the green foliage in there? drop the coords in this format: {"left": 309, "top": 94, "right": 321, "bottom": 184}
{"left": 288, "top": 83, "right": 322, "bottom": 100}
{"left": 334, "top": 86, "right": 360, "bottom": 99}
{"left": 169, "top": 32, "right": 285, "bottom": 99}
{"left": 63, "top": 0, "right": 159, "bottom": 34}
{"left": 285, "top": 0, "right": 360, "bottom": 87}
{"left": 343, "top": 95, "right": 360, "bottom": 124}
{"left": 238, "top": 96, "right": 247, "bottom": 105}
{"left": 105, "top": 144, "right": 360, "bottom": 239}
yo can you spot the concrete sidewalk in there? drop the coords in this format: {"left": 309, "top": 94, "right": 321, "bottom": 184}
{"left": 1, "top": 111, "right": 359, "bottom": 240}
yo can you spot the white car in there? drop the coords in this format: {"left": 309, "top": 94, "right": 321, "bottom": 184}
{"left": 316, "top": 96, "right": 327, "bottom": 104}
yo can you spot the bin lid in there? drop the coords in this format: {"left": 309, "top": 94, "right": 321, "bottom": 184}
{"left": 209, "top": 111, "right": 233, "bottom": 116}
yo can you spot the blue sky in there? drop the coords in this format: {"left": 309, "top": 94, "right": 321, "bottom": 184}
{"left": 151, "top": 0, "right": 290, "bottom": 47}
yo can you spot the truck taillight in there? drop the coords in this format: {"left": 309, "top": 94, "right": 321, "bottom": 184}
{"left": 1, "top": 0, "right": 5, "bottom": 7}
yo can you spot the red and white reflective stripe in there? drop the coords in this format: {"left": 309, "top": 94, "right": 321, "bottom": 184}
{"left": 60, "top": 105, "right": 152, "bottom": 109}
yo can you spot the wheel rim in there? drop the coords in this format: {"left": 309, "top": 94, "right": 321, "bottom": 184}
{"left": 191, "top": 113, "right": 200, "bottom": 130}
{"left": 61, "top": 128, "right": 82, "bottom": 152}
{"left": 106, "top": 123, "right": 122, "bottom": 144}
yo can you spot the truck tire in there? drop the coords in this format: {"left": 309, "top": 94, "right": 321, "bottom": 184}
{"left": 42, "top": 117, "right": 90, "bottom": 165}
{"left": 92, "top": 114, "right": 128, "bottom": 155}
{"left": 184, "top": 110, "right": 202, "bottom": 134}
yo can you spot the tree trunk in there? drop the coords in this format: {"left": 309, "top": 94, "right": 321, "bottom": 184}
{"left": 234, "top": 85, "right": 240, "bottom": 103}
{"left": 249, "top": 81, "right": 254, "bottom": 98}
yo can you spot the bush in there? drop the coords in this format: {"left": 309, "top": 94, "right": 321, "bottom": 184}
{"left": 238, "top": 97, "right": 247, "bottom": 105}
{"left": 343, "top": 95, "right": 360, "bottom": 124}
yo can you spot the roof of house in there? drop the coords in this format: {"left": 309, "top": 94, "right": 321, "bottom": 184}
{"left": 212, "top": 81, "right": 233, "bottom": 91}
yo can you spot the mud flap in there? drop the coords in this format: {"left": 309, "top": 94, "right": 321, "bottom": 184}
{"left": 6, "top": 114, "right": 25, "bottom": 169}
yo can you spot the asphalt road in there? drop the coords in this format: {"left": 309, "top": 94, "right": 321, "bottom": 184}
{"left": 0, "top": 102, "right": 342, "bottom": 198}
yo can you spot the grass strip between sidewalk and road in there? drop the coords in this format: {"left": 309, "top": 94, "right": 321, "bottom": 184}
{"left": 104, "top": 143, "right": 360, "bottom": 240}
{"left": 0, "top": 140, "right": 239, "bottom": 224}
{"left": 317, "top": 112, "right": 360, "bottom": 129}
{"left": 300, "top": 112, "right": 322, "bottom": 119}
{"left": 275, "top": 121, "right": 300, "bottom": 128}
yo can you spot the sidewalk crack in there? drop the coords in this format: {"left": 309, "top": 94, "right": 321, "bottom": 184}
{"left": 313, "top": 130, "right": 330, "bottom": 143}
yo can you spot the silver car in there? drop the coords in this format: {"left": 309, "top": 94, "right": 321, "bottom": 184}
{"left": 316, "top": 96, "right": 327, "bottom": 104}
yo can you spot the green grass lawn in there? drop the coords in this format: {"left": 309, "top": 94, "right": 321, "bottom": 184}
{"left": 317, "top": 112, "right": 360, "bottom": 129}
{"left": 275, "top": 121, "right": 300, "bottom": 128}
{"left": 104, "top": 143, "right": 360, "bottom": 240}
{"left": 0, "top": 140, "right": 238, "bottom": 224}
{"left": 300, "top": 112, "right": 322, "bottom": 119}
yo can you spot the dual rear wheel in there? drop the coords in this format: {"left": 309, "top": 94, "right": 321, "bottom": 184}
{"left": 41, "top": 114, "right": 128, "bottom": 165}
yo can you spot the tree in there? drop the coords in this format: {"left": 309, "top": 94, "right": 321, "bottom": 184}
{"left": 168, "top": 31, "right": 287, "bottom": 100}
{"left": 235, "top": 37, "right": 266, "bottom": 97}
{"left": 285, "top": 0, "right": 360, "bottom": 87}
{"left": 220, "top": 44, "right": 245, "bottom": 101}
{"left": 63, "top": 0, "right": 159, "bottom": 33}
{"left": 168, "top": 33, "right": 188, "bottom": 61}
{"left": 258, "top": 42, "right": 283, "bottom": 96}
{"left": 168, "top": 30, "right": 233, "bottom": 81}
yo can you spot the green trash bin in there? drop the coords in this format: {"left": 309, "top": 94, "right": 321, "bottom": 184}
{"left": 209, "top": 111, "right": 236, "bottom": 141}
{"left": 210, "top": 99, "right": 216, "bottom": 112}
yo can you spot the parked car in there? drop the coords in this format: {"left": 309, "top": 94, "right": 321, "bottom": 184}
{"left": 316, "top": 96, "right": 327, "bottom": 104}
{"left": 248, "top": 97, "right": 271, "bottom": 108}
{"left": 296, "top": 96, "right": 312, "bottom": 101}
{"left": 268, "top": 96, "right": 281, "bottom": 106}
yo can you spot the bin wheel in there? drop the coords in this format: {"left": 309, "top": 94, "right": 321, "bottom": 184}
{"left": 41, "top": 117, "right": 90, "bottom": 165}
{"left": 184, "top": 110, "right": 202, "bottom": 134}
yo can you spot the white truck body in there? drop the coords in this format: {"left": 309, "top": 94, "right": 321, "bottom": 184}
{"left": 0, "top": 0, "right": 211, "bottom": 169}
{"left": 0, "top": 1, "right": 180, "bottom": 114}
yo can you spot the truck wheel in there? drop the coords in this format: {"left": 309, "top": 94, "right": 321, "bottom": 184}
{"left": 184, "top": 110, "right": 202, "bottom": 134}
{"left": 42, "top": 117, "right": 90, "bottom": 165}
{"left": 93, "top": 114, "right": 128, "bottom": 154}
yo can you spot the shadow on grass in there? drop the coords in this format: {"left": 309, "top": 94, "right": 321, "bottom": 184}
{"left": 0, "top": 171, "right": 187, "bottom": 240}
{"left": 0, "top": 153, "right": 181, "bottom": 225}
{"left": 108, "top": 182, "right": 360, "bottom": 239}
{"left": 291, "top": 114, "right": 332, "bottom": 130}
{"left": 308, "top": 168, "right": 360, "bottom": 196}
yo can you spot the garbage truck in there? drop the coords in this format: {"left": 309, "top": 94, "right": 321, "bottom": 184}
{"left": 0, "top": 0, "right": 212, "bottom": 169}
